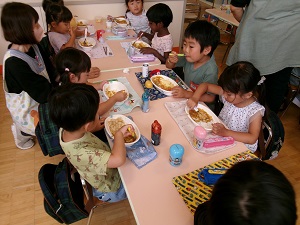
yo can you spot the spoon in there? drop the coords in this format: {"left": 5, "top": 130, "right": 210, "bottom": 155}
{"left": 132, "top": 32, "right": 143, "bottom": 46}
{"left": 83, "top": 28, "right": 88, "bottom": 45}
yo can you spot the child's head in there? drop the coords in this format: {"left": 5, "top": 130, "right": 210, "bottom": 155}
{"left": 42, "top": 0, "right": 64, "bottom": 12}
{"left": 195, "top": 160, "right": 297, "bottom": 225}
{"left": 146, "top": 3, "right": 173, "bottom": 29}
{"left": 218, "top": 61, "right": 266, "bottom": 106}
{"left": 126, "top": 0, "right": 144, "bottom": 16}
{"left": 1, "top": 2, "right": 43, "bottom": 45}
{"left": 45, "top": 3, "right": 72, "bottom": 33}
{"left": 55, "top": 47, "right": 91, "bottom": 84}
{"left": 184, "top": 20, "right": 220, "bottom": 58}
{"left": 49, "top": 83, "right": 100, "bottom": 132}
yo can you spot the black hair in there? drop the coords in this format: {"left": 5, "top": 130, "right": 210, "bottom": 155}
{"left": 42, "top": 0, "right": 64, "bottom": 12}
{"left": 48, "top": 83, "right": 100, "bottom": 132}
{"left": 1, "top": 2, "right": 39, "bottom": 44}
{"left": 218, "top": 61, "right": 266, "bottom": 107}
{"left": 55, "top": 47, "right": 91, "bottom": 84}
{"left": 45, "top": 3, "right": 72, "bottom": 29}
{"left": 184, "top": 20, "right": 220, "bottom": 57}
{"left": 125, "top": 0, "right": 144, "bottom": 5}
{"left": 146, "top": 3, "right": 173, "bottom": 28}
{"left": 197, "top": 160, "right": 297, "bottom": 225}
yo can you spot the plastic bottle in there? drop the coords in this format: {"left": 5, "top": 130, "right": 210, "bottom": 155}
{"left": 169, "top": 144, "right": 184, "bottom": 166}
{"left": 192, "top": 126, "right": 207, "bottom": 149}
{"left": 142, "top": 90, "right": 150, "bottom": 113}
{"left": 151, "top": 120, "right": 161, "bottom": 146}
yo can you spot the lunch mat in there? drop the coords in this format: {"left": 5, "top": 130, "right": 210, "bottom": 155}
{"left": 76, "top": 40, "right": 113, "bottom": 59}
{"left": 165, "top": 100, "right": 236, "bottom": 154}
{"left": 120, "top": 42, "right": 155, "bottom": 63}
{"left": 98, "top": 77, "right": 142, "bottom": 115}
{"left": 135, "top": 70, "right": 189, "bottom": 101}
{"left": 172, "top": 150, "right": 259, "bottom": 214}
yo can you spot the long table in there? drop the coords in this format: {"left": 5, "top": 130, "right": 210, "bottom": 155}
{"left": 89, "top": 64, "right": 248, "bottom": 225}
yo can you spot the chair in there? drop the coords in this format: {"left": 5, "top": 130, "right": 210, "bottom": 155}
{"left": 67, "top": 159, "right": 109, "bottom": 225}
{"left": 184, "top": 0, "right": 202, "bottom": 24}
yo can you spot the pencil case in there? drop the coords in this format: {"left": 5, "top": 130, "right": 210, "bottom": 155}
{"left": 203, "top": 136, "right": 234, "bottom": 148}
{"left": 198, "top": 168, "right": 227, "bottom": 186}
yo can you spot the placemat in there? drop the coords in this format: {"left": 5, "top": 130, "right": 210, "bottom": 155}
{"left": 165, "top": 100, "right": 236, "bottom": 154}
{"left": 120, "top": 42, "right": 155, "bottom": 63}
{"left": 76, "top": 40, "right": 113, "bottom": 58}
{"left": 172, "top": 150, "right": 259, "bottom": 214}
{"left": 98, "top": 77, "right": 142, "bottom": 115}
{"left": 136, "top": 69, "right": 189, "bottom": 101}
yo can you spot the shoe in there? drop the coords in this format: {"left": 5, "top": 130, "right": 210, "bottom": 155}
{"left": 11, "top": 124, "right": 34, "bottom": 150}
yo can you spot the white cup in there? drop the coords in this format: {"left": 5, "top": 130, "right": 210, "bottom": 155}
{"left": 106, "top": 21, "right": 112, "bottom": 28}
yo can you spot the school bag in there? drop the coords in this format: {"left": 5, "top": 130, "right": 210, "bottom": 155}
{"left": 38, "top": 157, "right": 88, "bottom": 224}
{"left": 35, "top": 102, "right": 65, "bottom": 156}
{"left": 259, "top": 111, "right": 285, "bottom": 160}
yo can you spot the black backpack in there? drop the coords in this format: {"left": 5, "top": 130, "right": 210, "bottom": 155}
{"left": 38, "top": 158, "right": 88, "bottom": 223}
{"left": 259, "top": 111, "right": 285, "bottom": 160}
{"left": 35, "top": 103, "right": 65, "bottom": 157}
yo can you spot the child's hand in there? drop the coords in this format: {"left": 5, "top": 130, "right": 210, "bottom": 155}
{"left": 112, "top": 90, "right": 128, "bottom": 102}
{"left": 168, "top": 51, "right": 179, "bottom": 64}
{"left": 98, "top": 80, "right": 108, "bottom": 90}
{"left": 187, "top": 97, "right": 198, "bottom": 109}
{"left": 212, "top": 123, "right": 227, "bottom": 136}
{"left": 172, "top": 86, "right": 187, "bottom": 98}
{"left": 137, "top": 31, "right": 144, "bottom": 38}
{"left": 139, "top": 47, "right": 155, "bottom": 55}
{"left": 117, "top": 124, "right": 134, "bottom": 138}
{"left": 89, "top": 67, "right": 101, "bottom": 79}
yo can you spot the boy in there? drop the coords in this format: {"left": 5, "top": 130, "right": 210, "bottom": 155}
{"left": 166, "top": 20, "right": 220, "bottom": 99}
{"left": 138, "top": 3, "right": 173, "bottom": 64}
{"left": 48, "top": 83, "right": 133, "bottom": 202}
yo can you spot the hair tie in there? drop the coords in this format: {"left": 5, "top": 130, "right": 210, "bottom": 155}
{"left": 257, "top": 76, "right": 266, "bottom": 86}
{"left": 65, "top": 68, "right": 70, "bottom": 72}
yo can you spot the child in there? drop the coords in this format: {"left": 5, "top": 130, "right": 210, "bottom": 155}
{"left": 194, "top": 160, "right": 297, "bottom": 225}
{"left": 139, "top": 3, "right": 173, "bottom": 64}
{"left": 167, "top": 20, "right": 220, "bottom": 99}
{"left": 187, "top": 61, "right": 265, "bottom": 152}
{"left": 45, "top": 3, "right": 76, "bottom": 54}
{"left": 55, "top": 47, "right": 127, "bottom": 117}
{"left": 48, "top": 83, "right": 133, "bottom": 202}
{"left": 125, "top": 0, "right": 150, "bottom": 38}
{"left": 1, "top": 2, "right": 57, "bottom": 150}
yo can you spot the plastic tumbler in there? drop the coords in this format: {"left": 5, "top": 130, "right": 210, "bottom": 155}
{"left": 169, "top": 144, "right": 184, "bottom": 166}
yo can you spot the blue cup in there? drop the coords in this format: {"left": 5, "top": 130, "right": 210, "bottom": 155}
{"left": 169, "top": 144, "right": 184, "bottom": 166}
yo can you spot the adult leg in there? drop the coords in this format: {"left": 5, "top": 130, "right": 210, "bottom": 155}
{"left": 264, "top": 67, "right": 293, "bottom": 113}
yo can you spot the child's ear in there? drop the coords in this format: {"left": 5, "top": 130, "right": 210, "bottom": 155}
{"left": 243, "top": 91, "right": 253, "bottom": 99}
{"left": 50, "top": 21, "right": 57, "bottom": 27}
{"left": 203, "top": 46, "right": 212, "bottom": 56}
{"left": 84, "top": 122, "right": 93, "bottom": 132}
{"left": 69, "top": 73, "right": 78, "bottom": 83}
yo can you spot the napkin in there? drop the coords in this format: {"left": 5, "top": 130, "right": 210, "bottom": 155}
{"left": 126, "top": 135, "right": 157, "bottom": 169}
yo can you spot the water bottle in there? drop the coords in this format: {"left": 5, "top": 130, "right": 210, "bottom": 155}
{"left": 142, "top": 90, "right": 150, "bottom": 113}
{"left": 169, "top": 144, "right": 184, "bottom": 166}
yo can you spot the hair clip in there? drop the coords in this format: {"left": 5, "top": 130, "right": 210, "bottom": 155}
{"left": 65, "top": 68, "right": 70, "bottom": 72}
{"left": 257, "top": 76, "right": 266, "bottom": 86}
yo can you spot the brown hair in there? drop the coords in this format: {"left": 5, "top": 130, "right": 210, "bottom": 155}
{"left": 1, "top": 2, "right": 40, "bottom": 44}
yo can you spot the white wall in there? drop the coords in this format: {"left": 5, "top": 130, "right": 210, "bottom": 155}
{"left": 0, "top": 0, "right": 185, "bottom": 62}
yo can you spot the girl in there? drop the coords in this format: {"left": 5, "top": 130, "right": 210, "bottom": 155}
{"left": 139, "top": 3, "right": 173, "bottom": 64}
{"left": 1, "top": 2, "right": 57, "bottom": 149}
{"left": 46, "top": 4, "right": 76, "bottom": 54}
{"left": 125, "top": 0, "right": 150, "bottom": 39}
{"left": 187, "top": 61, "right": 266, "bottom": 152}
{"left": 55, "top": 47, "right": 127, "bottom": 118}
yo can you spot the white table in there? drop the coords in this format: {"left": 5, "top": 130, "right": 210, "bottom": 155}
{"left": 89, "top": 64, "right": 249, "bottom": 225}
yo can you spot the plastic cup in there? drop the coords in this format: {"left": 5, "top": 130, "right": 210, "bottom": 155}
{"left": 95, "top": 16, "right": 103, "bottom": 23}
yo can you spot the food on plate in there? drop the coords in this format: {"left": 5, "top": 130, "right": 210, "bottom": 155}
{"left": 77, "top": 21, "right": 85, "bottom": 26}
{"left": 189, "top": 108, "right": 213, "bottom": 123}
{"left": 132, "top": 42, "right": 148, "bottom": 49}
{"left": 115, "top": 18, "right": 127, "bottom": 24}
{"left": 79, "top": 41, "right": 93, "bottom": 47}
{"left": 107, "top": 117, "right": 137, "bottom": 143}
{"left": 152, "top": 76, "right": 176, "bottom": 91}
{"left": 145, "top": 80, "right": 153, "bottom": 88}
{"left": 105, "top": 89, "right": 127, "bottom": 98}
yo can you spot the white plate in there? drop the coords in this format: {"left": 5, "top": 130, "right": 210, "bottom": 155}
{"left": 150, "top": 74, "right": 178, "bottom": 96}
{"left": 114, "top": 17, "right": 129, "bottom": 27}
{"left": 78, "top": 37, "right": 96, "bottom": 51}
{"left": 103, "top": 81, "right": 129, "bottom": 106}
{"left": 185, "top": 103, "right": 220, "bottom": 131}
{"left": 131, "top": 40, "right": 150, "bottom": 50}
{"left": 105, "top": 115, "right": 141, "bottom": 146}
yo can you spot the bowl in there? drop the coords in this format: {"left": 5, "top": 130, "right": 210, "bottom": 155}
{"left": 185, "top": 103, "right": 220, "bottom": 131}
{"left": 114, "top": 17, "right": 129, "bottom": 27}
{"left": 103, "top": 81, "right": 129, "bottom": 105}
{"left": 150, "top": 74, "right": 178, "bottom": 96}
{"left": 76, "top": 19, "right": 89, "bottom": 30}
{"left": 105, "top": 115, "right": 141, "bottom": 146}
{"left": 78, "top": 37, "right": 96, "bottom": 51}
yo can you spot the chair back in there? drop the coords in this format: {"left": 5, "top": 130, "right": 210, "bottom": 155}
{"left": 185, "top": 0, "right": 202, "bottom": 24}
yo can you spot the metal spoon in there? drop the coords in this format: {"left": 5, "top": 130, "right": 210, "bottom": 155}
{"left": 83, "top": 28, "right": 88, "bottom": 45}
